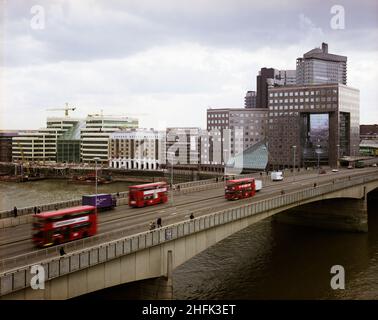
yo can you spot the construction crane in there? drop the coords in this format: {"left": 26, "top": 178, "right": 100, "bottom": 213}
{"left": 46, "top": 103, "right": 76, "bottom": 117}
{"left": 16, "top": 142, "right": 30, "bottom": 176}
{"left": 87, "top": 111, "right": 148, "bottom": 117}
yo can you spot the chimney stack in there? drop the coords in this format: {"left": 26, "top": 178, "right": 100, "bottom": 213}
{"left": 322, "top": 42, "right": 328, "bottom": 53}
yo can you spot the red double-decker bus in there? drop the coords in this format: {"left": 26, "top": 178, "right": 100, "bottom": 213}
{"left": 128, "top": 181, "right": 168, "bottom": 208}
{"left": 32, "top": 205, "right": 97, "bottom": 247}
{"left": 225, "top": 177, "right": 256, "bottom": 200}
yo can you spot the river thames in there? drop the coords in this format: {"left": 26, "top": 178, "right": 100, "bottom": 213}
{"left": 1, "top": 180, "right": 377, "bottom": 299}
{"left": 0, "top": 180, "right": 133, "bottom": 211}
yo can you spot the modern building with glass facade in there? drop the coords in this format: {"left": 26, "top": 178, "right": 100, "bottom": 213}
{"left": 12, "top": 118, "right": 82, "bottom": 163}
{"left": 80, "top": 115, "right": 138, "bottom": 164}
{"left": 56, "top": 120, "right": 84, "bottom": 163}
{"left": 296, "top": 43, "right": 347, "bottom": 85}
{"left": 267, "top": 83, "right": 359, "bottom": 168}
{"left": 225, "top": 139, "right": 269, "bottom": 174}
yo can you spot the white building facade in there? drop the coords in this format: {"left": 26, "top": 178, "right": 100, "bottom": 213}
{"left": 109, "top": 129, "right": 165, "bottom": 170}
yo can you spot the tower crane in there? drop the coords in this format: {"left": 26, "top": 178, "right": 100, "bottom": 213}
{"left": 46, "top": 103, "right": 76, "bottom": 117}
{"left": 16, "top": 142, "right": 30, "bottom": 176}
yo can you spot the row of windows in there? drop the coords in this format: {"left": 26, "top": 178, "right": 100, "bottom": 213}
{"left": 208, "top": 113, "right": 228, "bottom": 118}
{"left": 230, "top": 113, "right": 267, "bottom": 117}
{"left": 208, "top": 120, "right": 228, "bottom": 124}
{"left": 269, "top": 104, "right": 337, "bottom": 111}
{"left": 269, "top": 96, "right": 337, "bottom": 104}
{"left": 269, "top": 89, "right": 337, "bottom": 98}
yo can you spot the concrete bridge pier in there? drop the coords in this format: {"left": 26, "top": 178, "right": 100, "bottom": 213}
{"left": 274, "top": 197, "right": 368, "bottom": 233}
{"left": 111, "top": 250, "right": 173, "bottom": 300}
{"left": 136, "top": 250, "right": 173, "bottom": 300}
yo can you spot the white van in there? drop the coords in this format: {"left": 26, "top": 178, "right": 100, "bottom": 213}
{"left": 271, "top": 171, "right": 284, "bottom": 181}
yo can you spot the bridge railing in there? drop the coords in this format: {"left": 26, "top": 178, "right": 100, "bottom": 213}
{"left": 1, "top": 173, "right": 377, "bottom": 296}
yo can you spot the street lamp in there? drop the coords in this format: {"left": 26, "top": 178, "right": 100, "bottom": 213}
{"left": 315, "top": 145, "right": 321, "bottom": 174}
{"left": 93, "top": 157, "right": 101, "bottom": 209}
{"left": 168, "top": 151, "right": 174, "bottom": 206}
{"left": 292, "top": 145, "right": 296, "bottom": 182}
{"left": 336, "top": 144, "right": 340, "bottom": 169}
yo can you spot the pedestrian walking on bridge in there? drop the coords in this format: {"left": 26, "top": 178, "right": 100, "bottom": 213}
{"left": 157, "top": 217, "right": 162, "bottom": 228}
{"left": 149, "top": 221, "right": 156, "bottom": 230}
{"left": 59, "top": 247, "right": 66, "bottom": 256}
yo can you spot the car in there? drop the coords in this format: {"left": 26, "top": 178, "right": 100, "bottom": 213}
{"left": 332, "top": 169, "right": 339, "bottom": 172}
{"left": 372, "top": 163, "right": 377, "bottom": 167}
{"left": 347, "top": 165, "right": 353, "bottom": 169}
{"left": 319, "top": 169, "right": 326, "bottom": 174}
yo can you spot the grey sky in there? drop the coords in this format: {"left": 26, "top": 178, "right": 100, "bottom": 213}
{"left": 1, "top": 0, "right": 377, "bottom": 130}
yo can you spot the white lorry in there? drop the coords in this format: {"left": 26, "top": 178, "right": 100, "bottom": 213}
{"left": 271, "top": 171, "right": 284, "bottom": 181}
{"left": 255, "top": 179, "right": 262, "bottom": 191}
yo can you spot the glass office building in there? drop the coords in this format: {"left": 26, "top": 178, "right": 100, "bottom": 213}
{"left": 296, "top": 43, "right": 347, "bottom": 86}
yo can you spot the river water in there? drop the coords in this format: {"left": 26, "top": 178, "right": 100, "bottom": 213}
{"left": 0, "top": 180, "right": 133, "bottom": 211}
{"left": 1, "top": 180, "right": 378, "bottom": 299}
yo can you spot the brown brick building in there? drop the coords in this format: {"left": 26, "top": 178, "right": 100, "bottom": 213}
{"left": 267, "top": 83, "right": 359, "bottom": 168}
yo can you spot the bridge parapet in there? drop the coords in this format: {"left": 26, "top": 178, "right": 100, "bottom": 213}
{"left": 1, "top": 173, "right": 378, "bottom": 297}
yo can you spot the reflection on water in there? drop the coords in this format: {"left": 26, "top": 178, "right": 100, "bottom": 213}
{"left": 0, "top": 180, "right": 133, "bottom": 211}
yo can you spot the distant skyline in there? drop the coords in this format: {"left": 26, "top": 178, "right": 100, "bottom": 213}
{"left": 0, "top": 0, "right": 377, "bottom": 130}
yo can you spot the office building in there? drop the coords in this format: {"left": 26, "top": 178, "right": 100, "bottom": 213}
{"left": 296, "top": 42, "right": 347, "bottom": 85}
{"left": 12, "top": 118, "right": 82, "bottom": 162}
{"left": 56, "top": 121, "right": 84, "bottom": 163}
{"left": 0, "top": 131, "right": 19, "bottom": 162}
{"left": 80, "top": 114, "right": 138, "bottom": 163}
{"left": 165, "top": 127, "right": 201, "bottom": 166}
{"left": 278, "top": 69, "right": 296, "bottom": 85}
{"left": 360, "top": 124, "right": 378, "bottom": 140}
{"left": 244, "top": 90, "right": 257, "bottom": 108}
{"left": 205, "top": 108, "right": 268, "bottom": 171}
{"left": 256, "top": 68, "right": 296, "bottom": 108}
{"left": 109, "top": 129, "right": 165, "bottom": 170}
{"left": 267, "top": 83, "right": 359, "bottom": 168}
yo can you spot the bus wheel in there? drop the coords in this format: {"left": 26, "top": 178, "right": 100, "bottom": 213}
{"left": 53, "top": 239, "right": 60, "bottom": 246}
{"left": 83, "top": 232, "right": 88, "bottom": 238}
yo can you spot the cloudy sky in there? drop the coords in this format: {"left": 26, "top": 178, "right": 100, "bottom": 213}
{"left": 0, "top": 0, "right": 377, "bottom": 130}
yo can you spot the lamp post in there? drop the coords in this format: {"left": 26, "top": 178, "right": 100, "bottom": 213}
{"left": 168, "top": 151, "right": 174, "bottom": 206}
{"left": 93, "top": 157, "right": 101, "bottom": 209}
{"left": 336, "top": 144, "right": 340, "bottom": 169}
{"left": 292, "top": 145, "right": 296, "bottom": 182}
{"left": 316, "top": 145, "right": 321, "bottom": 175}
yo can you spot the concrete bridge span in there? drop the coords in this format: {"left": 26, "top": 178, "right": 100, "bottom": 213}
{"left": 1, "top": 172, "right": 377, "bottom": 300}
